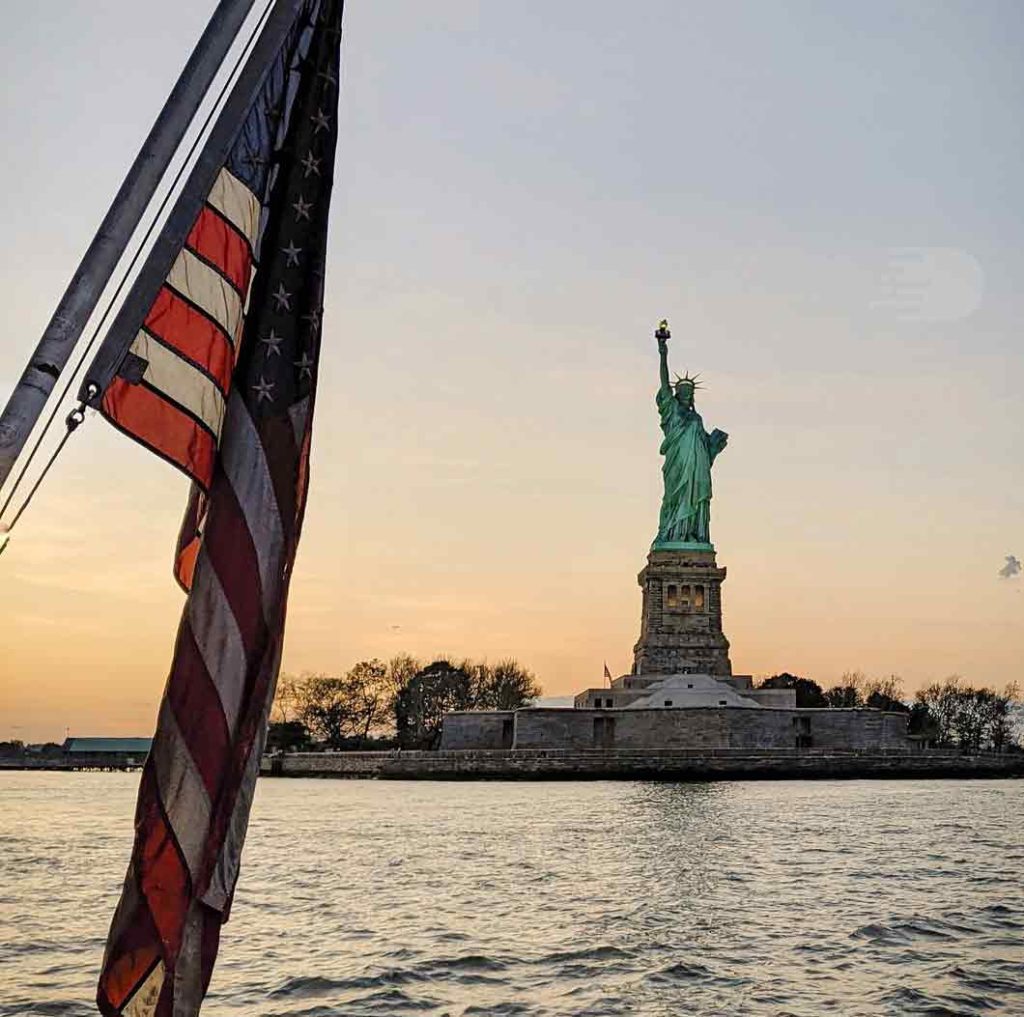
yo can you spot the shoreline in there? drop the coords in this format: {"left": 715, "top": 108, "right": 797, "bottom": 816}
{"left": 5, "top": 749, "right": 1021, "bottom": 780}
{"left": 260, "top": 748, "right": 1024, "bottom": 781}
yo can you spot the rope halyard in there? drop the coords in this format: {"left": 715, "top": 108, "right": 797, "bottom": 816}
{"left": 0, "top": 385, "right": 97, "bottom": 556}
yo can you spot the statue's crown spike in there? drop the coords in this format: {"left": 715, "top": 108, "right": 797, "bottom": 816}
{"left": 674, "top": 371, "right": 704, "bottom": 389}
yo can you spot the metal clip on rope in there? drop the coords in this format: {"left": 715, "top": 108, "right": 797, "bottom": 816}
{"left": 0, "top": 382, "right": 100, "bottom": 557}
{"left": 66, "top": 383, "right": 99, "bottom": 433}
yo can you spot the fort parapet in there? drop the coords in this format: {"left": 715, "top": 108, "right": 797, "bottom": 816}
{"left": 439, "top": 706, "right": 913, "bottom": 752}
{"left": 260, "top": 748, "right": 1024, "bottom": 781}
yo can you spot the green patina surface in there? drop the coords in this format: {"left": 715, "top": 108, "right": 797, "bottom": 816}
{"left": 651, "top": 540, "right": 715, "bottom": 551}
{"left": 652, "top": 321, "right": 728, "bottom": 547}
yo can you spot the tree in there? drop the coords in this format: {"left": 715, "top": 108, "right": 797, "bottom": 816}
{"left": 386, "top": 654, "right": 422, "bottom": 702}
{"left": 758, "top": 673, "right": 827, "bottom": 708}
{"left": 293, "top": 673, "right": 356, "bottom": 747}
{"left": 951, "top": 687, "right": 990, "bottom": 754}
{"left": 394, "top": 659, "right": 474, "bottom": 749}
{"left": 864, "top": 675, "right": 909, "bottom": 713}
{"left": 345, "top": 659, "right": 392, "bottom": 740}
{"left": 290, "top": 661, "right": 394, "bottom": 748}
{"left": 266, "top": 720, "right": 311, "bottom": 752}
{"left": 907, "top": 701, "right": 939, "bottom": 742}
{"left": 474, "top": 658, "right": 542, "bottom": 710}
{"left": 914, "top": 677, "right": 1021, "bottom": 752}
{"left": 986, "top": 682, "right": 1019, "bottom": 753}
{"left": 272, "top": 672, "right": 305, "bottom": 724}
{"left": 271, "top": 652, "right": 542, "bottom": 751}
{"left": 824, "top": 671, "right": 866, "bottom": 708}
{"left": 915, "top": 676, "right": 964, "bottom": 745}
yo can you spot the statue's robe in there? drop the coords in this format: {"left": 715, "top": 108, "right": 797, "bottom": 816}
{"left": 655, "top": 387, "right": 718, "bottom": 544}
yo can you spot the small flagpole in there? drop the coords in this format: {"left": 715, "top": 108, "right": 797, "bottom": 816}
{"left": 0, "top": 0, "right": 259, "bottom": 490}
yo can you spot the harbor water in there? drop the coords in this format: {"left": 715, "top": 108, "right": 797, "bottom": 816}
{"left": 1, "top": 772, "right": 1022, "bottom": 1016}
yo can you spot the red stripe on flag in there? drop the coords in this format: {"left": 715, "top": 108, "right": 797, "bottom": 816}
{"left": 201, "top": 480, "right": 267, "bottom": 654}
{"left": 98, "top": 933, "right": 161, "bottom": 1014}
{"left": 166, "top": 625, "right": 232, "bottom": 801}
{"left": 176, "top": 536, "right": 201, "bottom": 592}
{"left": 187, "top": 206, "right": 253, "bottom": 293}
{"left": 137, "top": 771, "right": 191, "bottom": 954}
{"left": 175, "top": 488, "right": 208, "bottom": 593}
{"left": 103, "top": 378, "right": 216, "bottom": 488}
{"left": 144, "top": 287, "right": 235, "bottom": 394}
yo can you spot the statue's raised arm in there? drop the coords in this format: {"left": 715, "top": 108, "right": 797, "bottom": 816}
{"left": 655, "top": 319, "right": 672, "bottom": 395}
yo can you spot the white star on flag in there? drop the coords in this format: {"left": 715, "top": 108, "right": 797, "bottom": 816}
{"left": 301, "top": 151, "right": 322, "bottom": 177}
{"left": 292, "top": 195, "right": 312, "bottom": 221}
{"left": 252, "top": 377, "right": 275, "bottom": 403}
{"left": 281, "top": 241, "right": 302, "bottom": 267}
{"left": 260, "top": 330, "right": 284, "bottom": 356}
{"left": 271, "top": 284, "right": 292, "bottom": 312}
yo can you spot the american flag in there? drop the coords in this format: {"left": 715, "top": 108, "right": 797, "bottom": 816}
{"left": 94, "top": 2, "right": 343, "bottom": 1014}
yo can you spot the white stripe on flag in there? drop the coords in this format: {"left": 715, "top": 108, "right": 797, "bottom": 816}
{"left": 130, "top": 332, "right": 226, "bottom": 435}
{"left": 122, "top": 961, "right": 164, "bottom": 1017}
{"left": 167, "top": 249, "right": 244, "bottom": 339}
{"left": 150, "top": 701, "right": 213, "bottom": 886}
{"left": 207, "top": 167, "right": 261, "bottom": 247}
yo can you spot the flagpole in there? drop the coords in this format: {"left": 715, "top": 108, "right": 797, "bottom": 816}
{"left": 0, "top": 0, "right": 258, "bottom": 490}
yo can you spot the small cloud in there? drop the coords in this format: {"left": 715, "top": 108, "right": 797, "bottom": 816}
{"left": 872, "top": 247, "right": 984, "bottom": 322}
{"left": 998, "top": 555, "right": 1021, "bottom": 580}
{"left": 389, "top": 624, "right": 402, "bottom": 632}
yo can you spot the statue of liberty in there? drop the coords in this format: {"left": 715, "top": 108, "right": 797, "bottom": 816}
{"left": 653, "top": 320, "right": 728, "bottom": 547}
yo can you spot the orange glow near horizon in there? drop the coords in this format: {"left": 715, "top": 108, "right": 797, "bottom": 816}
{"left": 2, "top": 1, "right": 1022, "bottom": 742}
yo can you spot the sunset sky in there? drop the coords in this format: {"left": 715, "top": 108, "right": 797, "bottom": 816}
{"left": 2, "top": 0, "right": 1022, "bottom": 742}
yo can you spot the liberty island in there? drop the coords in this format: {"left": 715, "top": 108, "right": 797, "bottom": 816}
{"left": 436, "top": 318, "right": 920, "bottom": 760}
{"left": 265, "top": 321, "right": 1022, "bottom": 779}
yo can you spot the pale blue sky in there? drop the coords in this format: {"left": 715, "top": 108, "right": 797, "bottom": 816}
{"left": 1, "top": 1, "right": 1021, "bottom": 739}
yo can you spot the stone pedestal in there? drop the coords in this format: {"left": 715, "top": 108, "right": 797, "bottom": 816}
{"left": 632, "top": 546, "right": 732, "bottom": 676}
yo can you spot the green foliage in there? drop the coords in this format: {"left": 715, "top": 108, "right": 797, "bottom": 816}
{"left": 863, "top": 675, "right": 909, "bottom": 713}
{"left": 907, "top": 701, "right": 937, "bottom": 738}
{"left": 278, "top": 660, "right": 393, "bottom": 749}
{"left": 266, "top": 720, "right": 311, "bottom": 753}
{"left": 393, "top": 656, "right": 541, "bottom": 748}
{"left": 475, "top": 658, "right": 542, "bottom": 711}
{"left": 395, "top": 660, "right": 474, "bottom": 749}
{"left": 273, "top": 653, "right": 542, "bottom": 750}
{"left": 759, "top": 673, "right": 828, "bottom": 708}
{"left": 824, "top": 670, "right": 867, "bottom": 708}
{"left": 760, "top": 671, "right": 911, "bottom": 713}
{"left": 915, "top": 676, "right": 1020, "bottom": 752}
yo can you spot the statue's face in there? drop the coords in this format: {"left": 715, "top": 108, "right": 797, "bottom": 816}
{"left": 675, "top": 383, "right": 695, "bottom": 410}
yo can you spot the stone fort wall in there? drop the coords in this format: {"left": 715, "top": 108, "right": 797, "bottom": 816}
{"left": 261, "top": 749, "right": 1024, "bottom": 781}
{"left": 440, "top": 706, "right": 912, "bottom": 753}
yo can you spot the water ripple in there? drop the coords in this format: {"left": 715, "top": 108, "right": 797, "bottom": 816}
{"left": 1, "top": 774, "right": 1022, "bottom": 1016}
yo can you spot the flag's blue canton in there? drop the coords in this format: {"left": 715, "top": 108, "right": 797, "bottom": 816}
{"left": 227, "top": 6, "right": 319, "bottom": 205}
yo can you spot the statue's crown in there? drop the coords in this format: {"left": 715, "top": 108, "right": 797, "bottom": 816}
{"left": 674, "top": 371, "right": 702, "bottom": 389}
